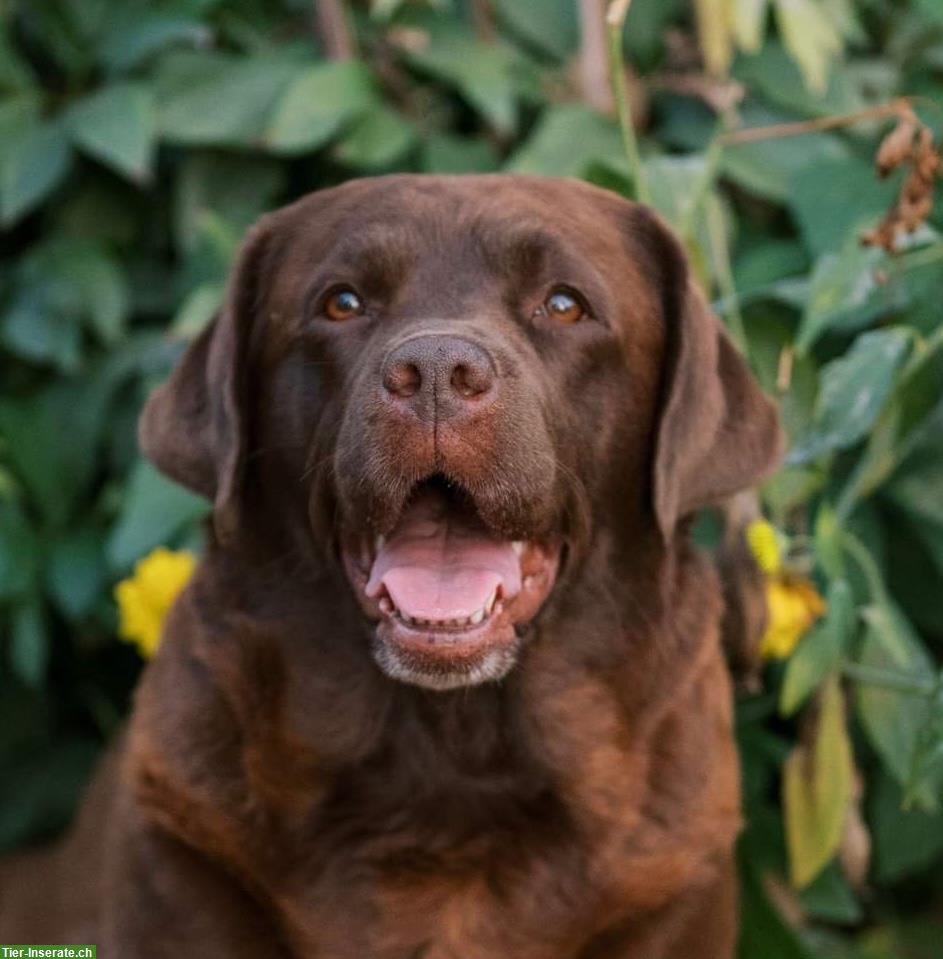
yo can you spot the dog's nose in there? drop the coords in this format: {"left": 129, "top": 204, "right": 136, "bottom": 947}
{"left": 382, "top": 335, "right": 496, "bottom": 419}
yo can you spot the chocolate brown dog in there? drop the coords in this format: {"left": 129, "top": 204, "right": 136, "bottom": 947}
{"left": 0, "top": 175, "right": 781, "bottom": 957}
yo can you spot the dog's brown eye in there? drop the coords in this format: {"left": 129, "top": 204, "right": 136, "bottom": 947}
{"left": 544, "top": 290, "right": 585, "bottom": 324}
{"left": 324, "top": 288, "right": 364, "bottom": 322}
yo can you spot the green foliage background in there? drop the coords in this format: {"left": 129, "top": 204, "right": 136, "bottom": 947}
{"left": 1, "top": 0, "right": 943, "bottom": 955}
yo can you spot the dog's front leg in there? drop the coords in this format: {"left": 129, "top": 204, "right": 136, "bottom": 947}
{"left": 101, "top": 804, "right": 289, "bottom": 958}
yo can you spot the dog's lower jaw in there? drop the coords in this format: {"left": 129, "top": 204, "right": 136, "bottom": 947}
{"left": 370, "top": 634, "right": 520, "bottom": 690}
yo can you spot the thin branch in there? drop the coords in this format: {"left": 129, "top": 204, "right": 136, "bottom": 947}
{"left": 579, "top": 0, "right": 613, "bottom": 113}
{"left": 315, "top": 0, "right": 356, "bottom": 60}
{"left": 470, "top": 0, "right": 495, "bottom": 42}
{"left": 605, "top": 0, "right": 649, "bottom": 203}
{"left": 718, "top": 99, "right": 912, "bottom": 146}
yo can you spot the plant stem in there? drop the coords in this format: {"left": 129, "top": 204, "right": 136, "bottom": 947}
{"left": 842, "top": 662, "right": 938, "bottom": 697}
{"left": 314, "top": 0, "right": 356, "bottom": 59}
{"left": 470, "top": 0, "right": 495, "bottom": 42}
{"left": 606, "top": 0, "right": 649, "bottom": 204}
{"left": 706, "top": 192, "right": 748, "bottom": 357}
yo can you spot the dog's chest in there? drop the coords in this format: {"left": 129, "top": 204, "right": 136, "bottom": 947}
{"left": 265, "top": 764, "right": 600, "bottom": 958}
{"left": 276, "top": 833, "right": 593, "bottom": 959}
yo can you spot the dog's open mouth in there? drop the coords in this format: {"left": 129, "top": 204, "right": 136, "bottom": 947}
{"left": 341, "top": 477, "right": 561, "bottom": 689}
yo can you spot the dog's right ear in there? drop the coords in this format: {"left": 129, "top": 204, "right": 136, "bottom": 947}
{"left": 138, "top": 218, "right": 275, "bottom": 544}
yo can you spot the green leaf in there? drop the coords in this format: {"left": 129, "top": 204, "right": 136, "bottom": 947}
{"left": 508, "top": 104, "right": 623, "bottom": 176}
{"left": 798, "top": 861, "right": 862, "bottom": 924}
{"left": 0, "top": 95, "right": 41, "bottom": 167}
{"left": 721, "top": 103, "right": 849, "bottom": 203}
{"left": 813, "top": 503, "right": 844, "bottom": 580}
{"left": 869, "top": 771, "right": 943, "bottom": 883}
{"left": 780, "top": 578, "right": 854, "bottom": 716}
{"left": 107, "top": 459, "right": 209, "bottom": 571}
{"left": 0, "top": 23, "right": 36, "bottom": 92}
{"left": 644, "top": 153, "right": 714, "bottom": 235}
{"left": 788, "top": 328, "right": 912, "bottom": 463}
{"left": 840, "top": 345, "right": 943, "bottom": 519}
{"left": 493, "top": 0, "right": 577, "bottom": 60}
{"left": 265, "top": 60, "right": 378, "bottom": 154}
{"left": 0, "top": 500, "right": 40, "bottom": 602}
{"left": 783, "top": 675, "right": 854, "bottom": 888}
{"left": 0, "top": 366, "right": 132, "bottom": 526}
{"left": 422, "top": 133, "right": 499, "bottom": 174}
{"left": 743, "top": 307, "right": 819, "bottom": 443}
{"left": 886, "top": 441, "right": 943, "bottom": 578}
{"left": 623, "top": 0, "right": 687, "bottom": 68}
{"left": 99, "top": 10, "right": 209, "bottom": 73}
{"left": 734, "top": 41, "right": 860, "bottom": 118}
{"left": 174, "top": 154, "right": 284, "bottom": 255}
{"left": 171, "top": 282, "right": 224, "bottom": 338}
{"left": 796, "top": 242, "right": 900, "bottom": 353}
{"left": 907, "top": 683, "right": 943, "bottom": 806}
{"left": 404, "top": 32, "right": 526, "bottom": 134}
{"left": 333, "top": 106, "right": 416, "bottom": 169}
{"left": 0, "top": 118, "right": 72, "bottom": 226}
{"left": 9, "top": 598, "right": 49, "bottom": 688}
{"left": 790, "top": 155, "right": 898, "bottom": 258}
{"left": 856, "top": 602, "right": 938, "bottom": 807}
{"left": 2, "top": 238, "right": 130, "bottom": 365}
{"left": 0, "top": 294, "right": 83, "bottom": 371}
{"left": 734, "top": 239, "right": 809, "bottom": 297}
{"left": 916, "top": 0, "right": 943, "bottom": 24}
{"left": 45, "top": 527, "right": 107, "bottom": 619}
{"left": 156, "top": 52, "right": 301, "bottom": 147}
{"left": 66, "top": 83, "right": 156, "bottom": 182}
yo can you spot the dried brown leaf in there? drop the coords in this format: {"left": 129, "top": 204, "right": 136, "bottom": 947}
{"left": 863, "top": 114, "right": 942, "bottom": 252}
{"left": 875, "top": 117, "right": 917, "bottom": 177}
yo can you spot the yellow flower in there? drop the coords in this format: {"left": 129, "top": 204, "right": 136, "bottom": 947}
{"left": 746, "top": 518, "right": 782, "bottom": 575}
{"left": 115, "top": 547, "right": 196, "bottom": 659}
{"left": 760, "top": 575, "right": 826, "bottom": 660}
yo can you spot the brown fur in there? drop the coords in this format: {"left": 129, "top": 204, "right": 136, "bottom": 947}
{"left": 0, "top": 175, "right": 782, "bottom": 957}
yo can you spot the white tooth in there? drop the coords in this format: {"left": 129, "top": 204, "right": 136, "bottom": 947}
{"left": 485, "top": 589, "right": 498, "bottom": 614}
{"left": 470, "top": 609, "right": 484, "bottom": 625}
{"left": 375, "top": 535, "right": 385, "bottom": 552}
{"left": 379, "top": 597, "right": 393, "bottom": 614}
{"left": 512, "top": 541, "right": 525, "bottom": 556}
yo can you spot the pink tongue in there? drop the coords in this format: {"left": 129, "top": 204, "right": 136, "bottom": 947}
{"left": 366, "top": 489, "right": 522, "bottom": 622}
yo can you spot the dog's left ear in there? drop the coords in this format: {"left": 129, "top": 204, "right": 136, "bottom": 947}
{"left": 631, "top": 207, "right": 784, "bottom": 540}
{"left": 138, "top": 217, "right": 276, "bottom": 544}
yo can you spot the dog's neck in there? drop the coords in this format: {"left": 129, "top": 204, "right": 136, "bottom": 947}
{"left": 180, "top": 518, "right": 716, "bottom": 766}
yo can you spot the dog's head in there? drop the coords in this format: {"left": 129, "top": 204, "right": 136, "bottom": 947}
{"left": 140, "top": 175, "right": 781, "bottom": 691}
